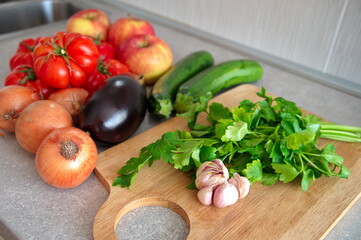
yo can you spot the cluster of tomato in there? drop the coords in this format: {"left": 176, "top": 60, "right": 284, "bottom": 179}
{"left": 5, "top": 31, "right": 129, "bottom": 99}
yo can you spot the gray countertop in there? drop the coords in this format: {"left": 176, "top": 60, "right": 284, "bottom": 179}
{"left": 0, "top": 1, "right": 360, "bottom": 239}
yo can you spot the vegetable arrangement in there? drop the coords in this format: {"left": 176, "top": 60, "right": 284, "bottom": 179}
{"left": 2, "top": 7, "right": 358, "bottom": 202}
{"left": 1, "top": 11, "right": 157, "bottom": 189}
{"left": 114, "top": 88, "right": 361, "bottom": 193}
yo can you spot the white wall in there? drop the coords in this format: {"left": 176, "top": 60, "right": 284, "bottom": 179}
{"left": 114, "top": 0, "right": 361, "bottom": 91}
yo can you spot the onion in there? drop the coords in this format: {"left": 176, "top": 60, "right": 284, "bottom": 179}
{"left": 0, "top": 85, "right": 40, "bottom": 132}
{"left": 48, "top": 88, "right": 89, "bottom": 116}
{"left": 35, "top": 127, "right": 98, "bottom": 188}
{"left": 15, "top": 100, "right": 73, "bottom": 153}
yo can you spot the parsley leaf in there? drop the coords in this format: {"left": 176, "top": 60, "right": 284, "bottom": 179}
{"left": 286, "top": 132, "right": 315, "bottom": 150}
{"left": 222, "top": 121, "right": 249, "bottom": 142}
{"left": 271, "top": 163, "right": 299, "bottom": 183}
{"left": 242, "top": 159, "right": 263, "bottom": 183}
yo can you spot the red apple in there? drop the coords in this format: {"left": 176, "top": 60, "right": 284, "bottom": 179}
{"left": 66, "top": 9, "right": 110, "bottom": 41}
{"left": 118, "top": 34, "right": 173, "bottom": 85}
{"left": 108, "top": 16, "right": 155, "bottom": 48}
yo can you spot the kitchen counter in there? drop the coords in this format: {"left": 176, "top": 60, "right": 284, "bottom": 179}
{"left": 0, "top": 0, "right": 360, "bottom": 239}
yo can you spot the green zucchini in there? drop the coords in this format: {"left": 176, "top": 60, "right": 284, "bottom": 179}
{"left": 147, "top": 51, "right": 214, "bottom": 118}
{"left": 174, "top": 59, "right": 263, "bottom": 113}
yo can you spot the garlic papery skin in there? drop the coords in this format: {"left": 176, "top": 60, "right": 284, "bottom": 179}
{"left": 197, "top": 185, "right": 215, "bottom": 206}
{"left": 195, "top": 159, "right": 229, "bottom": 189}
{"left": 195, "top": 170, "right": 227, "bottom": 189}
{"left": 228, "top": 173, "right": 251, "bottom": 199}
{"left": 196, "top": 159, "right": 229, "bottom": 178}
{"left": 213, "top": 182, "right": 239, "bottom": 208}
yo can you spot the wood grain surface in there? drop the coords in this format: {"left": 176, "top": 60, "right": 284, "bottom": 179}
{"left": 93, "top": 84, "right": 361, "bottom": 240}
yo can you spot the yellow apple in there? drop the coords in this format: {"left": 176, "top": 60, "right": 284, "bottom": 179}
{"left": 66, "top": 9, "right": 110, "bottom": 41}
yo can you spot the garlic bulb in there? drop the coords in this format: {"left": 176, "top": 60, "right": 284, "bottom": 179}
{"left": 195, "top": 159, "right": 251, "bottom": 208}
{"left": 228, "top": 173, "right": 250, "bottom": 199}
{"left": 213, "top": 182, "right": 239, "bottom": 208}
{"left": 197, "top": 185, "right": 215, "bottom": 206}
{"left": 195, "top": 159, "right": 229, "bottom": 189}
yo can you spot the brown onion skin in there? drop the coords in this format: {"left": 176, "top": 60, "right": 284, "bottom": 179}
{"left": 0, "top": 85, "right": 41, "bottom": 132}
{"left": 15, "top": 100, "right": 73, "bottom": 154}
{"left": 35, "top": 127, "right": 97, "bottom": 189}
{"left": 48, "top": 88, "right": 89, "bottom": 116}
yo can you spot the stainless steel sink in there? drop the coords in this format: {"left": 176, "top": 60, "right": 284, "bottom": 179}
{"left": 0, "top": 0, "right": 81, "bottom": 35}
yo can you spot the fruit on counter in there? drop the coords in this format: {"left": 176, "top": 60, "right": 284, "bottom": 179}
{"left": 33, "top": 32, "right": 99, "bottom": 89}
{"left": 4, "top": 64, "right": 55, "bottom": 99}
{"left": 0, "top": 85, "right": 41, "bottom": 133}
{"left": 118, "top": 34, "right": 173, "bottom": 85}
{"left": 78, "top": 74, "right": 146, "bottom": 144}
{"left": 5, "top": 65, "right": 37, "bottom": 86}
{"left": 84, "top": 58, "right": 129, "bottom": 97}
{"left": 35, "top": 127, "right": 98, "bottom": 189}
{"left": 93, "top": 37, "right": 117, "bottom": 60}
{"left": 174, "top": 59, "right": 263, "bottom": 114}
{"left": 9, "top": 37, "right": 40, "bottom": 70}
{"left": 66, "top": 9, "right": 111, "bottom": 41}
{"left": 148, "top": 51, "right": 214, "bottom": 118}
{"left": 108, "top": 16, "right": 155, "bottom": 48}
{"left": 48, "top": 88, "right": 89, "bottom": 117}
{"left": 15, "top": 100, "right": 73, "bottom": 154}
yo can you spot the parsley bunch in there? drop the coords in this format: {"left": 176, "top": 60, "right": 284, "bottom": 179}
{"left": 114, "top": 88, "right": 360, "bottom": 191}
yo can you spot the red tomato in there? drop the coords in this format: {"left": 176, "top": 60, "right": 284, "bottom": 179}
{"left": 94, "top": 39, "right": 116, "bottom": 60}
{"left": 85, "top": 58, "right": 129, "bottom": 95}
{"left": 5, "top": 65, "right": 54, "bottom": 99}
{"left": 5, "top": 65, "right": 37, "bottom": 86}
{"left": 9, "top": 38, "right": 40, "bottom": 70}
{"left": 33, "top": 32, "right": 99, "bottom": 89}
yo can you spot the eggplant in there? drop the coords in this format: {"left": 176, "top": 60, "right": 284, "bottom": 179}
{"left": 78, "top": 74, "right": 146, "bottom": 144}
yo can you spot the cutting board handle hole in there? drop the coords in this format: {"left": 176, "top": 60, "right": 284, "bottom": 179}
{"left": 114, "top": 197, "right": 190, "bottom": 239}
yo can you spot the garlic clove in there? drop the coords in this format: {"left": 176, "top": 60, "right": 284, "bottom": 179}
{"left": 213, "top": 159, "right": 229, "bottom": 180}
{"left": 213, "top": 182, "right": 239, "bottom": 208}
{"left": 195, "top": 159, "right": 229, "bottom": 189}
{"left": 196, "top": 159, "right": 229, "bottom": 178}
{"left": 196, "top": 161, "right": 214, "bottom": 177}
{"left": 228, "top": 173, "right": 250, "bottom": 199}
{"left": 197, "top": 185, "right": 215, "bottom": 206}
{"left": 195, "top": 170, "right": 227, "bottom": 189}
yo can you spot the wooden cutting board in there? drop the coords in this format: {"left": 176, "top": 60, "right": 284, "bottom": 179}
{"left": 93, "top": 84, "right": 361, "bottom": 240}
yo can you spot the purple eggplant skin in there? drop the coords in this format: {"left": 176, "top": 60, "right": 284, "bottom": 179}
{"left": 78, "top": 74, "right": 147, "bottom": 144}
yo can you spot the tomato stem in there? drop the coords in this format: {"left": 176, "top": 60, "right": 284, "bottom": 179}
{"left": 20, "top": 41, "right": 35, "bottom": 52}
{"left": 61, "top": 141, "right": 79, "bottom": 159}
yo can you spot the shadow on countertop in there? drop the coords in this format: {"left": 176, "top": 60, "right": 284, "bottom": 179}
{"left": 0, "top": 220, "right": 19, "bottom": 240}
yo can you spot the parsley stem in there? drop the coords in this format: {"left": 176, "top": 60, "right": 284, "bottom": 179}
{"left": 320, "top": 130, "right": 361, "bottom": 143}
{"left": 300, "top": 153, "right": 328, "bottom": 175}
{"left": 320, "top": 122, "right": 361, "bottom": 132}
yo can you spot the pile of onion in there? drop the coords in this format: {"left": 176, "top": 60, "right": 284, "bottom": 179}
{"left": 35, "top": 127, "right": 98, "bottom": 188}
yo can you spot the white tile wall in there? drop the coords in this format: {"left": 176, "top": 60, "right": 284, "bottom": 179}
{"left": 114, "top": 0, "right": 361, "bottom": 89}
{"left": 325, "top": 0, "right": 361, "bottom": 85}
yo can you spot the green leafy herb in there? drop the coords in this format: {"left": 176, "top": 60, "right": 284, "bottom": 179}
{"left": 114, "top": 87, "right": 359, "bottom": 191}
